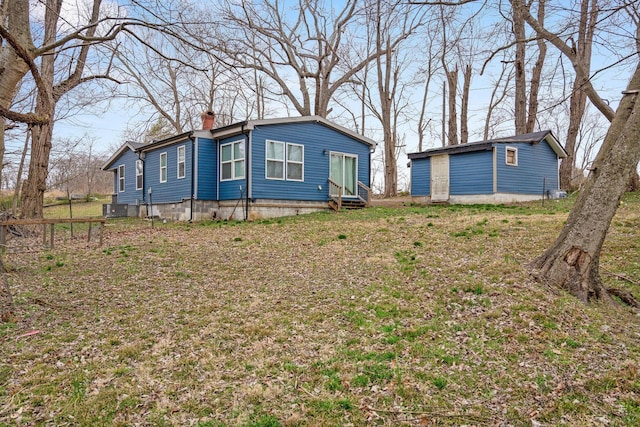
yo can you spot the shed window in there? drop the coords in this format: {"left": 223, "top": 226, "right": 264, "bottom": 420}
{"left": 118, "top": 165, "right": 125, "bottom": 192}
{"left": 135, "top": 160, "right": 143, "bottom": 190}
{"left": 505, "top": 147, "right": 518, "bottom": 166}
{"left": 160, "top": 152, "right": 167, "bottom": 182}
{"left": 177, "top": 146, "right": 186, "bottom": 179}
{"left": 221, "top": 140, "right": 245, "bottom": 181}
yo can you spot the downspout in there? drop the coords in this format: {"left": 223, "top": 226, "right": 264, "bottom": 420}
{"left": 244, "top": 124, "right": 250, "bottom": 221}
{"left": 188, "top": 132, "right": 195, "bottom": 222}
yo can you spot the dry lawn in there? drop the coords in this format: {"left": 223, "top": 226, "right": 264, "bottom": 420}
{"left": 1, "top": 194, "right": 639, "bottom": 426}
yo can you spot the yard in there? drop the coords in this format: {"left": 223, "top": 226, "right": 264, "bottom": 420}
{"left": 1, "top": 195, "right": 639, "bottom": 426}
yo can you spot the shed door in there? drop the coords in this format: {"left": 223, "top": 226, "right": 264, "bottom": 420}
{"left": 431, "top": 154, "right": 450, "bottom": 202}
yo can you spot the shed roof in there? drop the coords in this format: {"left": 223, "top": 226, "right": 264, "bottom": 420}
{"left": 408, "top": 130, "right": 567, "bottom": 160}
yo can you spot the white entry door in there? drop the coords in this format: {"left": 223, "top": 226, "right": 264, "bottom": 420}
{"left": 431, "top": 154, "right": 450, "bottom": 202}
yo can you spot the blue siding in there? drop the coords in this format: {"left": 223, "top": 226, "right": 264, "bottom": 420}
{"left": 496, "top": 141, "right": 559, "bottom": 194}
{"left": 218, "top": 134, "right": 248, "bottom": 200}
{"left": 195, "top": 137, "right": 217, "bottom": 200}
{"left": 249, "top": 122, "right": 371, "bottom": 201}
{"left": 450, "top": 151, "right": 493, "bottom": 195}
{"left": 144, "top": 140, "right": 193, "bottom": 204}
{"left": 108, "top": 148, "right": 144, "bottom": 205}
{"left": 410, "top": 158, "right": 430, "bottom": 196}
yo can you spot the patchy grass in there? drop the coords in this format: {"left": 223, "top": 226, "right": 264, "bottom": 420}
{"left": 1, "top": 193, "right": 639, "bottom": 426}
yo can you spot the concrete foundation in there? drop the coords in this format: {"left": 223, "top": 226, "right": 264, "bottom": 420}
{"left": 131, "top": 199, "right": 331, "bottom": 221}
{"left": 412, "top": 193, "right": 546, "bottom": 205}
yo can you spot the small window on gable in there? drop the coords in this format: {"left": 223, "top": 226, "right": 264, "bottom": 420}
{"left": 160, "top": 152, "right": 167, "bottom": 182}
{"left": 177, "top": 145, "right": 186, "bottom": 179}
{"left": 118, "top": 165, "right": 125, "bottom": 192}
{"left": 506, "top": 146, "right": 518, "bottom": 166}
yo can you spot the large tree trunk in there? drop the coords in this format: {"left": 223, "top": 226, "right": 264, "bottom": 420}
{"left": 19, "top": 0, "right": 61, "bottom": 218}
{"left": 526, "top": 0, "right": 546, "bottom": 133}
{"left": 531, "top": 65, "right": 640, "bottom": 303}
{"left": 21, "top": 120, "right": 53, "bottom": 218}
{"left": 445, "top": 66, "right": 458, "bottom": 145}
{"left": 559, "top": 0, "right": 597, "bottom": 190}
{"left": 512, "top": 0, "right": 527, "bottom": 134}
{"left": 0, "top": 0, "right": 34, "bottom": 190}
{"left": 0, "top": 257, "right": 14, "bottom": 322}
{"left": 460, "top": 63, "right": 471, "bottom": 144}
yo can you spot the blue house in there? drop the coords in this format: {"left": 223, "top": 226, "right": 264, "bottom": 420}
{"left": 408, "top": 130, "right": 567, "bottom": 204}
{"left": 102, "top": 116, "right": 377, "bottom": 220}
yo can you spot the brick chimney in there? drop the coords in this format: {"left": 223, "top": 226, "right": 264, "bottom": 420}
{"left": 201, "top": 111, "right": 215, "bottom": 130}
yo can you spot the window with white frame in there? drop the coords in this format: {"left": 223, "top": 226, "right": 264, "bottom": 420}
{"left": 118, "top": 165, "right": 125, "bottom": 192}
{"left": 286, "top": 143, "right": 304, "bottom": 181}
{"left": 266, "top": 140, "right": 285, "bottom": 179}
{"left": 265, "top": 140, "right": 304, "bottom": 181}
{"left": 505, "top": 146, "right": 518, "bottom": 166}
{"left": 135, "top": 160, "right": 143, "bottom": 190}
{"left": 221, "top": 140, "right": 245, "bottom": 181}
{"left": 177, "top": 146, "right": 186, "bottom": 179}
{"left": 160, "top": 152, "right": 167, "bottom": 182}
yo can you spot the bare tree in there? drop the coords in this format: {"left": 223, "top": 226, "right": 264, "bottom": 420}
{"left": 213, "top": 0, "right": 390, "bottom": 118}
{"left": 510, "top": 0, "right": 547, "bottom": 134}
{"left": 368, "top": 0, "right": 425, "bottom": 197}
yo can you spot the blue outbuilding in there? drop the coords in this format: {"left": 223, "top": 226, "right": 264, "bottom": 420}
{"left": 102, "top": 115, "right": 377, "bottom": 220}
{"left": 408, "top": 130, "right": 567, "bottom": 204}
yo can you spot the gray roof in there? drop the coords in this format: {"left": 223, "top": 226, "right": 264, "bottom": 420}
{"left": 103, "top": 116, "right": 377, "bottom": 171}
{"left": 408, "top": 130, "right": 567, "bottom": 160}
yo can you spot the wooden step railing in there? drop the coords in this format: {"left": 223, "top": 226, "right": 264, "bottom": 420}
{"left": 328, "top": 178, "right": 342, "bottom": 211}
{"left": 358, "top": 181, "right": 372, "bottom": 206}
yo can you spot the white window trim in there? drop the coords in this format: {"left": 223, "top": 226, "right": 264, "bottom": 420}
{"left": 505, "top": 146, "right": 518, "bottom": 166}
{"left": 286, "top": 143, "right": 304, "bottom": 182}
{"left": 177, "top": 145, "right": 186, "bottom": 179}
{"left": 265, "top": 140, "right": 304, "bottom": 181}
{"left": 160, "top": 152, "right": 168, "bottom": 183}
{"left": 220, "top": 140, "right": 245, "bottom": 181}
{"left": 265, "top": 140, "right": 285, "bottom": 180}
{"left": 118, "top": 164, "right": 125, "bottom": 192}
{"left": 135, "top": 160, "right": 143, "bottom": 190}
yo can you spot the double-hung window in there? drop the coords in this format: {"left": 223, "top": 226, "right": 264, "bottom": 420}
{"left": 135, "top": 160, "right": 143, "bottom": 190}
{"left": 221, "top": 140, "right": 245, "bottom": 181}
{"left": 160, "top": 152, "right": 167, "bottom": 182}
{"left": 177, "top": 146, "right": 186, "bottom": 179}
{"left": 286, "top": 143, "right": 304, "bottom": 181}
{"left": 266, "top": 140, "right": 285, "bottom": 179}
{"left": 265, "top": 140, "right": 304, "bottom": 181}
{"left": 118, "top": 165, "right": 125, "bottom": 192}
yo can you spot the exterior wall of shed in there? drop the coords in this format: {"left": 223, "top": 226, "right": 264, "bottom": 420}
{"left": 250, "top": 122, "right": 371, "bottom": 202}
{"left": 496, "top": 141, "right": 559, "bottom": 194}
{"left": 449, "top": 151, "right": 493, "bottom": 195}
{"left": 410, "top": 158, "right": 431, "bottom": 196}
